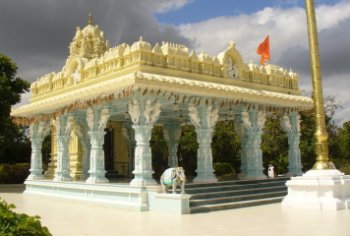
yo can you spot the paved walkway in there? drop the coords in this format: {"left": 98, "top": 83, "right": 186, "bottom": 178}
{"left": 1, "top": 185, "right": 350, "bottom": 236}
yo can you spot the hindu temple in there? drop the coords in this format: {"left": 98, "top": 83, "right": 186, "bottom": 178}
{"left": 11, "top": 15, "right": 313, "bottom": 213}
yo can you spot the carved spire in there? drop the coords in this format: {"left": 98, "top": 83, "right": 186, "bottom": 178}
{"left": 88, "top": 13, "right": 93, "bottom": 25}
{"left": 67, "top": 13, "right": 109, "bottom": 60}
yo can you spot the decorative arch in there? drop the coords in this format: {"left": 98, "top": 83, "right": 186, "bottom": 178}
{"left": 63, "top": 57, "right": 88, "bottom": 85}
{"left": 217, "top": 42, "right": 247, "bottom": 79}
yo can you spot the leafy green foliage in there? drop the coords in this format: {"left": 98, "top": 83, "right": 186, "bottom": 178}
{"left": 151, "top": 126, "right": 168, "bottom": 179}
{"left": 261, "top": 115, "right": 289, "bottom": 174}
{"left": 212, "top": 121, "right": 241, "bottom": 173}
{"left": 331, "top": 121, "right": 350, "bottom": 173}
{"left": 0, "top": 54, "right": 30, "bottom": 164}
{"left": 0, "top": 163, "right": 30, "bottom": 184}
{"left": 0, "top": 198, "right": 52, "bottom": 236}
{"left": 178, "top": 125, "right": 198, "bottom": 177}
{"left": 213, "top": 162, "right": 235, "bottom": 176}
{"left": 299, "top": 112, "right": 316, "bottom": 171}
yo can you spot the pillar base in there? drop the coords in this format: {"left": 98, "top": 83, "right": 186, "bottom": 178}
{"left": 26, "top": 174, "right": 45, "bottom": 181}
{"left": 130, "top": 172, "right": 157, "bottom": 187}
{"left": 53, "top": 175, "right": 72, "bottom": 182}
{"left": 286, "top": 170, "right": 303, "bottom": 177}
{"left": 282, "top": 169, "right": 350, "bottom": 210}
{"left": 86, "top": 176, "right": 109, "bottom": 184}
{"left": 239, "top": 171, "right": 267, "bottom": 180}
{"left": 193, "top": 171, "right": 217, "bottom": 183}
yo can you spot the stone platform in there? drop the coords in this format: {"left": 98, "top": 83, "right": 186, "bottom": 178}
{"left": 282, "top": 169, "right": 350, "bottom": 210}
{"left": 24, "top": 180, "right": 191, "bottom": 214}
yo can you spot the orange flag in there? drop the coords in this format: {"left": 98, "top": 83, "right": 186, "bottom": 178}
{"left": 257, "top": 36, "right": 270, "bottom": 65}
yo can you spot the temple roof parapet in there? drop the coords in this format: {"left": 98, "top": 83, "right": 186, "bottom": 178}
{"left": 30, "top": 36, "right": 301, "bottom": 102}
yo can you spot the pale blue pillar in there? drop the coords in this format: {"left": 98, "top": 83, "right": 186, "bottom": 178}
{"left": 128, "top": 98, "right": 161, "bottom": 186}
{"left": 27, "top": 121, "right": 50, "bottom": 180}
{"left": 280, "top": 112, "right": 303, "bottom": 176}
{"left": 86, "top": 107, "right": 110, "bottom": 184}
{"left": 54, "top": 115, "right": 73, "bottom": 181}
{"left": 189, "top": 102, "right": 218, "bottom": 183}
{"left": 163, "top": 123, "right": 181, "bottom": 167}
{"left": 237, "top": 109, "right": 266, "bottom": 179}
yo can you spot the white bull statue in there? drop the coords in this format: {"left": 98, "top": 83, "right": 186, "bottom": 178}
{"left": 160, "top": 167, "right": 186, "bottom": 194}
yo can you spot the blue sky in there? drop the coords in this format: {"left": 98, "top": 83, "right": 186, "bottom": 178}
{"left": 156, "top": 0, "right": 342, "bottom": 25}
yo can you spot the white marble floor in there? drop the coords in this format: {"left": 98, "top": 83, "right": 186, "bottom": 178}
{"left": 1, "top": 186, "right": 350, "bottom": 236}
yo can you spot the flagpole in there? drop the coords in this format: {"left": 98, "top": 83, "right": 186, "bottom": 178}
{"left": 305, "top": 0, "right": 335, "bottom": 170}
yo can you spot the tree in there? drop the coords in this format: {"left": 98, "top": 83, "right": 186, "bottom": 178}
{"left": 331, "top": 121, "right": 350, "bottom": 174}
{"left": 0, "top": 197, "right": 52, "bottom": 235}
{"left": 0, "top": 53, "right": 30, "bottom": 163}
{"left": 261, "top": 114, "right": 289, "bottom": 174}
{"left": 212, "top": 121, "right": 241, "bottom": 173}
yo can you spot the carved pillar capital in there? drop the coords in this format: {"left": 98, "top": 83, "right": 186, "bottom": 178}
{"left": 188, "top": 103, "right": 218, "bottom": 129}
{"left": 29, "top": 121, "right": 50, "bottom": 139}
{"left": 128, "top": 98, "right": 161, "bottom": 126}
{"left": 188, "top": 104, "right": 201, "bottom": 128}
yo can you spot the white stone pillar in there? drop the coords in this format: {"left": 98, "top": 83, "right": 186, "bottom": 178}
{"left": 128, "top": 98, "right": 161, "bottom": 186}
{"left": 27, "top": 121, "right": 50, "bottom": 180}
{"left": 280, "top": 112, "right": 303, "bottom": 176}
{"left": 86, "top": 107, "right": 110, "bottom": 184}
{"left": 163, "top": 123, "right": 181, "bottom": 168}
{"left": 54, "top": 115, "right": 74, "bottom": 181}
{"left": 189, "top": 102, "right": 218, "bottom": 183}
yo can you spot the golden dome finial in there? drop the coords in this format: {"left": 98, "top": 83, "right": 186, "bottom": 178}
{"left": 88, "top": 13, "right": 93, "bottom": 25}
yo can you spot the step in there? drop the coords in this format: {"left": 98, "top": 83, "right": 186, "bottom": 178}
{"left": 186, "top": 177, "right": 289, "bottom": 189}
{"left": 189, "top": 186, "right": 287, "bottom": 200}
{"left": 186, "top": 181, "right": 287, "bottom": 194}
{"left": 190, "top": 196, "right": 284, "bottom": 214}
{"left": 190, "top": 190, "right": 287, "bottom": 207}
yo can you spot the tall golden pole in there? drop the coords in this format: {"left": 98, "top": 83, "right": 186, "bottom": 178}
{"left": 305, "top": 0, "right": 335, "bottom": 170}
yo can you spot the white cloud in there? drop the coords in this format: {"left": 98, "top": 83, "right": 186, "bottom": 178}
{"left": 323, "top": 75, "right": 350, "bottom": 122}
{"left": 147, "top": 0, "right": 192, "bottom": 13}
{"left": 178, "top": 0, "right": 350, "bottom": 122}
{"left": 179, "top": 1, "right": 350, "bottom": 61}
{"left": 13, "top": 91, "right": 31, "bottom": 108}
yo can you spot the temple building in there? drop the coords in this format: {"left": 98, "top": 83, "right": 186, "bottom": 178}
{"left": 11, "top": 15, "right": 313, "bottom": 213}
